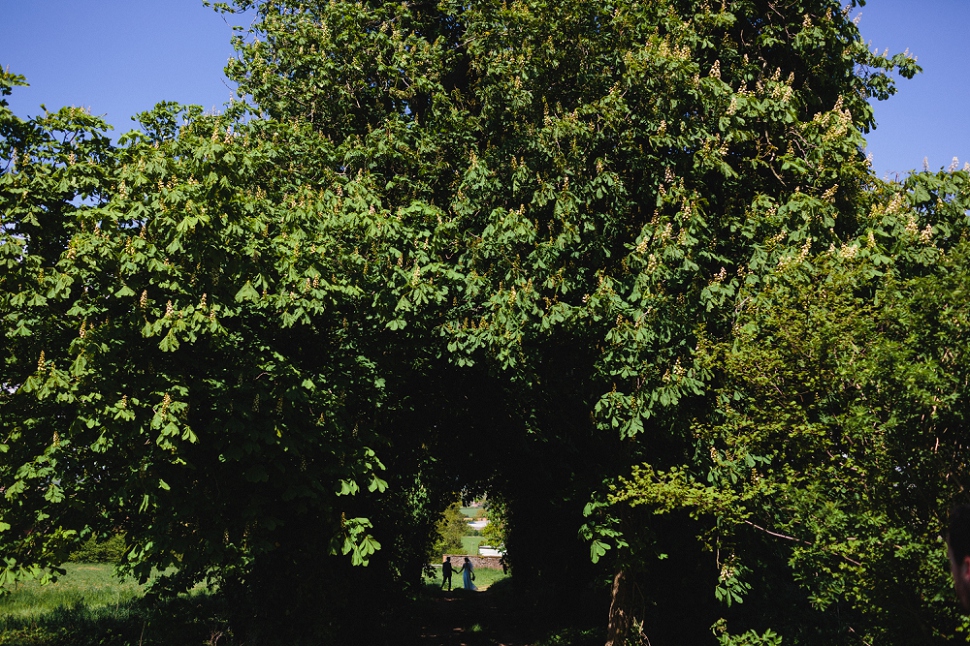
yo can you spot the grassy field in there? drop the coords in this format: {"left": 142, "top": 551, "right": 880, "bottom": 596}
{"left": 461, "top": 535, "right": 486, "bottom": 555}
{"left": 0, "top": 564, "right": 148, "bottom": 619}
{"left": 0, "top": 564, "right": 226, "bottom": 646}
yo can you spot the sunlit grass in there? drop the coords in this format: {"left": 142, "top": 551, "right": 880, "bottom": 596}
{"left": 461, "top": 535, "right": 485, "bottom": 555}
{"left": 0, "top": 564, "right": 225, "bottom": 646}
{"left": 0, "top": 564, "right": 148, "bottom": 619}
{"left": 423, "top": 565, "right": 509, "bottom": 591}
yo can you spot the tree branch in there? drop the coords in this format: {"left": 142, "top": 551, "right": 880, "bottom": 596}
{"left": 742, "top": 520, "right": 863, "bottom": 567}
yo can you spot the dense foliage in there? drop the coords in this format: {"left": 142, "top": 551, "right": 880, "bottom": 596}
{"left": 432, "top": 501, "right": 468, "bottom": 556}
{"left": 3, "top": 1, "right": 969, "bottom": 643}
{"left": 605, "top": 168, "right": 970, "bottom": 643}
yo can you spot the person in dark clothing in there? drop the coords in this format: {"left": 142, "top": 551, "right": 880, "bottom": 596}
{"left": 441, "top": 556, "right": 454, "bottom": 591}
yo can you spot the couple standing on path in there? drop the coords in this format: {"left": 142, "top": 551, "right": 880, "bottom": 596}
{"left": 441, "top": 556, "right": 476, "bottom": 591}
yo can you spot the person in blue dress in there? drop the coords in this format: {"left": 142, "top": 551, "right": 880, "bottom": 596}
{"left": 457, "top": 557, "right": 476, "bottom": 591}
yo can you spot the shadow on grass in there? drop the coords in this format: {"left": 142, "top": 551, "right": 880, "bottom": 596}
{"left": 0, "top": 576, "right": 602, "bottom": 646}
{"left": 403, "top": 577, "right": 602, "bottom": 646}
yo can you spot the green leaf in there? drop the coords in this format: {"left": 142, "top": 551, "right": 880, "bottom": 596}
{"left": 158, "top": 331, "right": 180, "bottom": 352}
{"left": 234, "top": 281, "right": 260, "bottom": 302}
{"left": 367, "top": 475, "right": 388, "bottom": 493}
{"left": 590, "top": 539, "right": 610, "bottom": 563}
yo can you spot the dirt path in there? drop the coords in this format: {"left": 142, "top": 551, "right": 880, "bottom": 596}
{"left": 412, "top": 586, "right": 533, "bottom": 646}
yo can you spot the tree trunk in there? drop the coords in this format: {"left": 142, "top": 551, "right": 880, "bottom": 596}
{"left": 605, "top": 568, "right": 637, "bottom": 646}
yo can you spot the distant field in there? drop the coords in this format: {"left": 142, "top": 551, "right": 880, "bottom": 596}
{"left": 459, "top": 506, "right": 481, "bottom": 517}
{"left": 461, "top": 535, "right": 485, "bottom": 555}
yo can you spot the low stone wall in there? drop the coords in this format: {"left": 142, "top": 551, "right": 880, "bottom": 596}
{"left": 441, "top": 554, "right": 503, "bottom": 570}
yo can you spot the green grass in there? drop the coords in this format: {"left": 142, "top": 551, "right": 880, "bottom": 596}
{"left": 467, "top": 566, "right": 508, "bottom": 589}
{"left": 0, "top": 564, "right": 148, "bottom": 619}
{"left": 0, "top": 564, "right": 227, "bottom": 646}
{"left": 459, "top": 506, "right": 483, "bottom": 518}
{"left": 461, "top": 535, "right": 485, "bottom": 555}
{"left": 424, "top": 566, "right": 510, "bottom": 591}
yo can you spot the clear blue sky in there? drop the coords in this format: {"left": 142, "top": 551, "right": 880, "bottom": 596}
{"left": 0, "top": 0, "right": 244, "bottom": 128}
{"left": 1, "top": 0, "right": 967, "bottom": 179}
{"left": 857, "top": 0, "right": 970, "bottom": 178}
